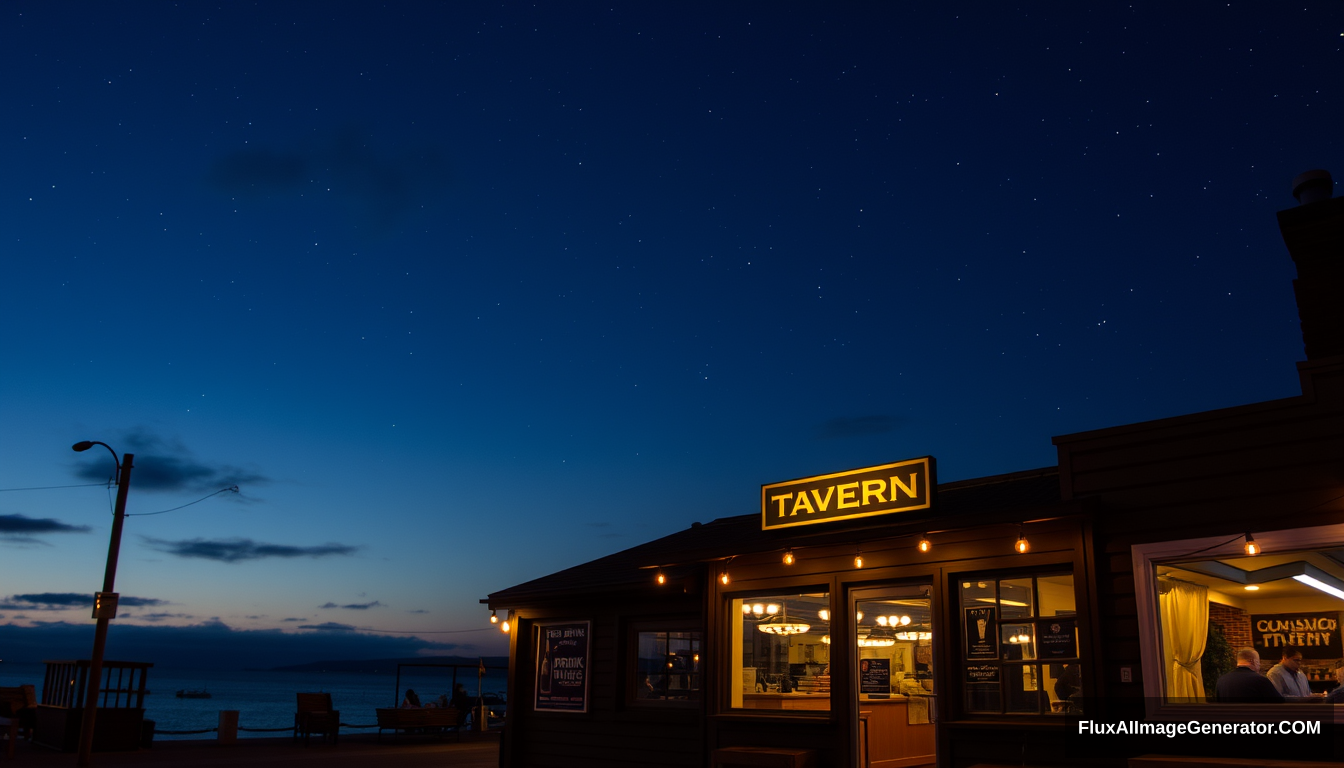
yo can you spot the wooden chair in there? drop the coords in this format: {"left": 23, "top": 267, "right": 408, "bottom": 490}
{"left": 293, "top": 692, "right": 340, "bottom": 746}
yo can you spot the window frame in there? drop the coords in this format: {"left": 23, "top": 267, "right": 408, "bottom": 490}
{"left": 724, "top": 587, "right": 833, "bottom": 714}
{"left": 1133, "top": 521, "right": 1344, "bottom": 724}
{"left": 625, "top": 618, "right": 704, "bottom": 709}
{"left": 954, "top": 569, "right": 1080, "bottom": 717}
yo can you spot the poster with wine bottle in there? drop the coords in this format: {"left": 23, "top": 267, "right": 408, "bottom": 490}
{"left": 535, "top": 620, "right": 592, "bottom": 712}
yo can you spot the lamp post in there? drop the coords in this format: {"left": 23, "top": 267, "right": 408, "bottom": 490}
{"left": 71, "top": 441, "right": 134, "bottom": 767}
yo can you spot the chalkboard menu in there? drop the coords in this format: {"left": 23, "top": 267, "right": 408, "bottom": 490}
{"left": 859, "top": 658, "right": 891, "bottom": 695}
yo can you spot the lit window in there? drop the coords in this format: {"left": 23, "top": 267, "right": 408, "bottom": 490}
{"left": 959, "top": 573, "right": 1079, "bottom": 715}
{"left": 730, "top": 591, "right": 831, "bottom": 710}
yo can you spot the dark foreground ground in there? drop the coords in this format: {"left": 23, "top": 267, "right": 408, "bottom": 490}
{"left": 3, "top": 731, "right": 500, "bottom": 767}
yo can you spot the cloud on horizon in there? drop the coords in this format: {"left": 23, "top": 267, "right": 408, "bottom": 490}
{"left": 143, "top": 537, "right": 359, "bottom": 563}
{"left": 0, "top": 514, "right": 91, "bottom": 535}
{"left": 72, "top": 428, "right": 271, "bottom": 495}
{"left": 0, "top": 593, "right": 166, "bottom": 610}
{"left": 298, "top": 622, "right": 358, "bottom": 631}
{"left": 815, "top": 414, "right": 903, "bottom": 439}
{"left": 320, "top": 601, "right": 382, "bottom": 610}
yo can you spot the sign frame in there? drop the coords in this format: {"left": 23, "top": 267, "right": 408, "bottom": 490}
{"left": 534, "top": 620, "right": 592, "bottom": 713}
{"left": 760, "top": 457, "right": 935, "bottom": 531}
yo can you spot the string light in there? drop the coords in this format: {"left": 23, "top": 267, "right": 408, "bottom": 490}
{"left": 656, "top": 570, "right": 667, "bottom": 585}
{"left": 1015, "top": 529, "right": 1030, "bottom": 554}
{"left": 783, "top": 548, "right": 795, "bottom": 566}
{"left": 1244, "top": 533, "right": 1260, "bottom": 556}
{"left": 720, "top": 570, "right": 730, "bottom": 585}
{"left": 500, "top": 618, "right": 511, "bottom": 633}
{"left": 854, "top": 548, "right": 863, "bottom": 569}
{"left": 917, "top": 534, "right": 931, "bottom": 553}
{"left": 489, "top": 610, "right": 498, "bottom": 624}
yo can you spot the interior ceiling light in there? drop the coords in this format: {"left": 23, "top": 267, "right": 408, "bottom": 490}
{"left": 1244, "top": 533, "right": 1260, "bottom": 556}
{"left": 757, "top": 604, "right": 810, "bottom": 635}
{"left": 818, "top": 609, "right": 830, "bottom": 622}
{"left": 973, "top": 597, "right": 1030, "bottom": 608}
{"left": 1294, "top": 574, "right": 1344, "bottom": 601}
{"left": 857, "top": 627, "right": 896, "bottom": 647}
{"left": 1244, "top": 585, "right": 1261, "bottom": 591}
{"left": 783, "top": 549, "right": 796, "bottom": 566}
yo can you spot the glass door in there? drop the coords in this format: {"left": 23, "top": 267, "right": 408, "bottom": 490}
{"left": 853, "top": 583, "right": 936, "bottom": 768}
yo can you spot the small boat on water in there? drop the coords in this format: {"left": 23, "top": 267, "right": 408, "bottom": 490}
{"left": 176, "top": 688, "right": 211, "bottom": 699}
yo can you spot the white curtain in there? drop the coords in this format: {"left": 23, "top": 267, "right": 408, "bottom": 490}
{"left": 1159, "top": 578, "right": 1208, "bottom": 702}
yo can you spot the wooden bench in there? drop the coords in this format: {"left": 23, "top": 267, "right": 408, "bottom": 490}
{"left": 375, "top": 707, "right": 462, "bottom": 741}
{"left": 711, "top": 746, "right": 819, "bottom": 768}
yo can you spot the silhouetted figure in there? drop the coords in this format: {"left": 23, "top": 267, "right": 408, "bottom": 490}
{"left": 401, "top": 688, "right": 422, "bottom": 708}
{"left": 451, "top": 683, "right": 472, "bottom": 726}
{"left": 1215, "top": 648, "right": 1283, "bottom": 703}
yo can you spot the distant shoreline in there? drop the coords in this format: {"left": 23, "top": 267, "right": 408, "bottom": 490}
{"left": 261, "top": 655, "right": 509, "bottom": 675}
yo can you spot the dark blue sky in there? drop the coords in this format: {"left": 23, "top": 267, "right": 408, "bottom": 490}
{"left": 1, "top": 2, "right": 1340, "bottom": 663}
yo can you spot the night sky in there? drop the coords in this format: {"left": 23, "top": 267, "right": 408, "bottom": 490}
{"left": 2, "top": 2, "right": 1340, "bottom": 667}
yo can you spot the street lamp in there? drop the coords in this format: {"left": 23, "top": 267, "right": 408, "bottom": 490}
{"left": 71, "top": 441, "right": 134, "bottom": 767}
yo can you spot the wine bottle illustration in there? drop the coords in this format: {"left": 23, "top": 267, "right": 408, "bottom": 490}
{"left": 539, "top": 639, "right": 552, "bottom": 695}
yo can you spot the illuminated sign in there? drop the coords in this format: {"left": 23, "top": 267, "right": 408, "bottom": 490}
{"left": 760, "top": 457, "right": 934, "bottom": 531}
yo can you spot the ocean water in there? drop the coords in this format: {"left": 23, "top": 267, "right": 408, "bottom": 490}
{"left": 0, "top": 662, "right": 508, "bottom": 740}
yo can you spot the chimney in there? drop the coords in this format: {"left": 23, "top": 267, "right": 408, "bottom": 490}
{"left": 1277, "top": 169, "right": 1343, "bottom": 361}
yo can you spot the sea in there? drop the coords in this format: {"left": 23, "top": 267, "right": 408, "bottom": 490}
{"left": 0, "top": 661, "right": 508, "bottom": 740}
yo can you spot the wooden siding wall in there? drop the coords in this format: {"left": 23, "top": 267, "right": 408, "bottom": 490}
{"left": 1056, "top": 362, "right": 1344, "bottom": 719}
{"left": 506, "top": 595, "right": 705, "bottom": 768}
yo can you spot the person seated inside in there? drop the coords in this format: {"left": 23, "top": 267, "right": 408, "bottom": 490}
{"left": 1326, "top": 668, "right": 1344, "bottom": 704}
{"left": 1215, "top": 648, "right": 1283, "bottom": 703}
{"left": 400, "top": 688, "right": 422, "bottom": 708}
{"left": 1266, "top": 646, "right": 1312, "bottom": 698}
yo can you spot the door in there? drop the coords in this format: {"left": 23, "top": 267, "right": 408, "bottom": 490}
{"left": 853, "top": 583, "right": 936, "bottom": 768}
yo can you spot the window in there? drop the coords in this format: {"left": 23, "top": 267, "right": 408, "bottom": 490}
{"left": 729, "top": 591, "right": 831, "bottom": 710}
{"left": 632, "top": 629, "right": 702, "bottom": 704}
{"left": 959, "top": 573, "right": 1079, "bottom": 715}
{"left": 1148, "top": 536, "right": 1344, "bottom": 704}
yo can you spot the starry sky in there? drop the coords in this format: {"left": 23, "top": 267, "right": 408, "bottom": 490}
{"left": 1, "top": 2, "right": 1340, "bottom": 668}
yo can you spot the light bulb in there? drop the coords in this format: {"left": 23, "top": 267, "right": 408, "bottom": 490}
{"left": 1015, "top": 532, "right": 1029, "bottom": 554}
{"left": 656, "top": 571, "right": 666, "bottom": 585}
{"left": 783, "top": 549, "right": 795, "bottom": 566}
{"left": 489, "top": 610, "right": 498, "bottom": 624}
{"left": 818, "top": 609, "right": 830, "bottom": 621}
{"left": 500, "top": 620, "right": 511, "bottom": 633}
{"left": 1244, "top": 534, "right": 1260, "bottom": 556}
{"left": 720, "top": 571, "right": 730, "bottom": 585}
{"left": 854, "top": 554, "right": 864, "bottom": 569}
{"left": 917, "top": 536, "right": 931, "bottom": 553}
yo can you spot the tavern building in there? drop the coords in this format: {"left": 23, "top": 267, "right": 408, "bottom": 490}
{"left": 485, "top": 172, "right": 1344, "bottom": 768}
